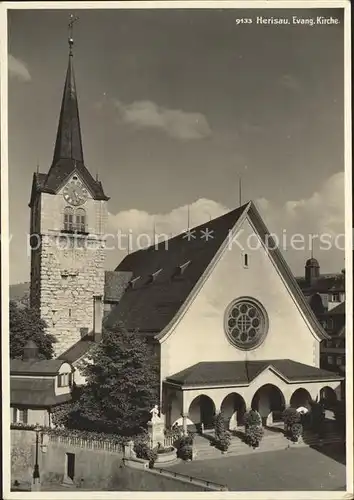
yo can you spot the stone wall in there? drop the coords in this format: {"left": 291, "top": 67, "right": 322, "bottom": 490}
{"left": 10, "top": 429, "right": 224, "bottom": 491}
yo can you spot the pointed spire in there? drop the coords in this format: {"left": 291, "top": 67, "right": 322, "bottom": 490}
{"left": 52, "top": 15, "right": 83, "bottom": 166}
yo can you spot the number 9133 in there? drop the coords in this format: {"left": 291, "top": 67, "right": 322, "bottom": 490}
{"left": 235, "top": 18, "right": 253, "bottom": 25}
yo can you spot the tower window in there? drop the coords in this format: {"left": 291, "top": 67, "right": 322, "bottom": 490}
{"left": 63, "top": 207, "right": 74, "bottom": 231}
{"left": 75, "top": 208, "right": 86, "bottom": 233}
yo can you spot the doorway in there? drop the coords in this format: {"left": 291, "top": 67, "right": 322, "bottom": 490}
{"left": 66, "top": 453, "right": 75, "bottom": 482}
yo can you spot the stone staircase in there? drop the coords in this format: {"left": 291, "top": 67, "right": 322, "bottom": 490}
{"left": 192, "top": 428, "right": 343, "bottom": 461}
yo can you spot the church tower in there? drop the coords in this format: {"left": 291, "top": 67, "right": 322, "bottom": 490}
{"left": 29, "top": 25, "right": 109, "bottom": 357}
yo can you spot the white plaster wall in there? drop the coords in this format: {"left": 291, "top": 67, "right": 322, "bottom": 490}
{"left": 54, "top": 362, "right": 74, "bottom": 396}
{"left": 161, "top": 216, "right": 320, "bottom": 382}
{"left": 179, "top": 370, "right": 341, "bottom": 414}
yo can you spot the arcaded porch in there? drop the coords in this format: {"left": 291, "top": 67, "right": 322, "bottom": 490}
{"left": 162, "top": 360, "right": 343, "bottom": 432}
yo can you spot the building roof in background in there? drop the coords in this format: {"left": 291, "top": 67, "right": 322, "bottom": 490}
{"left": 10, "top": 358, "right": 70, "bottom": 376}
{"left": 105, "top": 201, "right": 328, "bottom": 341}
{"left": 58, "top": 337, "right": 96, "bottom": 364}
{"left": 10, "top": 378, "right": 71, "bottom": 407}
{"left": 166, "top": 359, "right": 343, "bottom": 387}
{"left": 325, "top": 302, "right": 345, "bottom": 316}
{"left": 296, "top": 273, "right": 345, "bottom": 294}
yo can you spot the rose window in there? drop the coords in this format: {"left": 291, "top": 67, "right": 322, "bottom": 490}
{"left": 225, "top": 298, "right": 268, "bottom": 350}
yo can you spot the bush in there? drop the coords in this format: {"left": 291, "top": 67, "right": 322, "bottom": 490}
{"left": 245, "top": 425, "right": 264, "bottom": 448}
{"left": 283, "top": 408, "right": 301, "bottom": 436}
{"left": 309, "top": 401, "right": 326, "bottom": 437}
{"left": 244, "top": 409, "right": 262, "bottom": 428}
{"left": 333, "top": 402, "right": 346, "bottom": 437}
{"left": 214, "top": 412, "right": 231, "bottom": 452}
{"left": 178, "top": 444, "right": 193, "bottom": 461}
{"left": 175, "top": 433, "right": 194, "bottom": 460}
{"left": 133, "top": 440, "right": 158, "bottom": 468}
{"left": 290, "top": 423, "right": 303, "bottom": 442}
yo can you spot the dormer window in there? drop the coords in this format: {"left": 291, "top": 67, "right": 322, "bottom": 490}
{"left": 128, "top": 276, "right": 141, "bottom": 289}
{"left": 173, "top": 261, "right": 191, "bottom": 278}
{"left": 147, "top": 269, "right": 162, "bottom": 284}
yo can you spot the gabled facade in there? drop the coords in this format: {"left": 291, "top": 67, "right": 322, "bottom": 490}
{"left": 10, "top": 341, "right": 74, "bottom": 427}
{"left": 104, "top": 202, "right": 342, "bottom": 430}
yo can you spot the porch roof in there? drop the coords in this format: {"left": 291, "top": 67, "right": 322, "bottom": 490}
{"left": 166, "top": 359, "right": 342, "bottom": 387}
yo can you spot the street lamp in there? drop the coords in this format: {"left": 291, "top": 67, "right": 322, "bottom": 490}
{"left": 32, "top": 423, "right": 41, "bottom": 490}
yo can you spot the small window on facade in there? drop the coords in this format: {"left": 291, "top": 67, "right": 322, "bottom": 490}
{"left": 75, "top": 208, "right": 86, "bottom": 233}
{"left": 336, "top": 357, "right": 342, "bottom": 366}
{"left": 58, "top": 373, "right": 71, "bottom": 387}
{"left": 13, "top": 408, "right": 28, "bottom": 424}
{"left": 327, "top": 340, "right": 332, "bottom": 348}
{"left": 243, "top": 253, "right": 249, "bottom": 268}
{"left": 69, "top": 309, "right": 72, "bottom": 318}
{"left": 328, "top": 355, "right": 334, "bottom": 364}
{"left": 64, "top": 207, "right": 74, "bottom": 231}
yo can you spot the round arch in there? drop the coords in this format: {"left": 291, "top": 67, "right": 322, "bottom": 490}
{"left": 188, "top": 395, "right": 216, "bottom": 431}
{"left": 320, "top": 386, "right": 337, "bottom": 408}
{"left": 220, "top": 392, "right": 246, "bottom": 429}
{"left": 290, "top": 388, "right": 312, "bottom": 409}
{"left": 251, "top": 384, "right": 286, "bottom": 425}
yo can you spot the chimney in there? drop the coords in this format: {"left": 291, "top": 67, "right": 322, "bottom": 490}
{"left": 93, "top": 295, "right": 103, "bottom": 343}
{"left": 22, "top": 340, "right": 39, "bottom": 361}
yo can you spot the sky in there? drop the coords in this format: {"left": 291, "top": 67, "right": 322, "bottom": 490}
{"left": 7, "top": 6, "right": 345, "bottom": 284}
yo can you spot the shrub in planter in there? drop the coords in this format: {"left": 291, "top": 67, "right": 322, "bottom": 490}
{"left": 133, "top": 440, "right": 158, "bottom": 468}
{"left": 290, "top": 423, "right": 303, "bottom": 442}
{"left": 245, "top": 425, "right": 264, "bottom": 448}
{"left": 178, "top": 444, "right": 193, "bottom": 461}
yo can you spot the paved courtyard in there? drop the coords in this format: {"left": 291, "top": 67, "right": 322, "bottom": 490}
{"left": 167, "top": 444, "right": 346, "bottom": 491}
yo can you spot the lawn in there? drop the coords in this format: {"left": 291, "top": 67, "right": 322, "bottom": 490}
{"left": 167, "top": 444, "right": 346, "bottom": 491}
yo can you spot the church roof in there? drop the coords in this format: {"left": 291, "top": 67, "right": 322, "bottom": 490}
{"left": 11, "top": 378, "right": 71, "bottom": 407}
{"left": 105, "top": 201, "right": 328, "bottom": 341}
{"left": 166, "top": 359, "right": 343, "bottom": 387}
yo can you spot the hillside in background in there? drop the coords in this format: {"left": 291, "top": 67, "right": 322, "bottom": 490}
{"left": 10, "top": 282, "right": 30, "bottom": 305}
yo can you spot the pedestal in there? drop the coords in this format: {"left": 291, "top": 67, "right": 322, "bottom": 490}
{"left": 147, "top": 420, "right": 165, "bottom": 449}
{"left": 266, "top": 412, "right": 273, "bottom": 426}
{"left": 229, "top": 411, "right": 238, "bottom": 431}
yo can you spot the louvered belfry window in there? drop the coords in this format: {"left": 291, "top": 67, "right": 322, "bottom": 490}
{"left": 63, "top": 207, "right": 74, "bottom": 231}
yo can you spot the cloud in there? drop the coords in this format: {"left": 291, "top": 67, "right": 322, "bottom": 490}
{"left": 279, "top": 74, "right": 301, "bottom": 92}
{"left": 112, "top": 99, "right": 211, "bottom": 140}
{"left": 106, "top": 172, "right": 344, "bottom": 276}
{"left": 8, "top": 54, "right": 31, "bottom": 82}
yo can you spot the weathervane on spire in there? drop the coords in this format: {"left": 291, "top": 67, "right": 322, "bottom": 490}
{"left": 68, "top": 14, "right": 79, "bottom": 55}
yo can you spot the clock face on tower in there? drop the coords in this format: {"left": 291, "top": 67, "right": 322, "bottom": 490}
{"left": 63, "top": 179, "right": 88, "bottom": 206}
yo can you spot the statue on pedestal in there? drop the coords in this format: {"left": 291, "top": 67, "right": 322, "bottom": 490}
{"left": 149, "top": 405, "right": 162, "bottom": 423}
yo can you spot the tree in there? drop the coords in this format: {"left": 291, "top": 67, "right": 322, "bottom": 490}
{"left": 71, "top": 324, "right": 159, "bottom": 436}
{"left": 10, "top": 301, "right": 55, "bottom": 359}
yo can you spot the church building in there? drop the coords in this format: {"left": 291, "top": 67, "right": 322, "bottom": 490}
{"left": 27, "top": 35, "right": 343, "bottom": 432}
